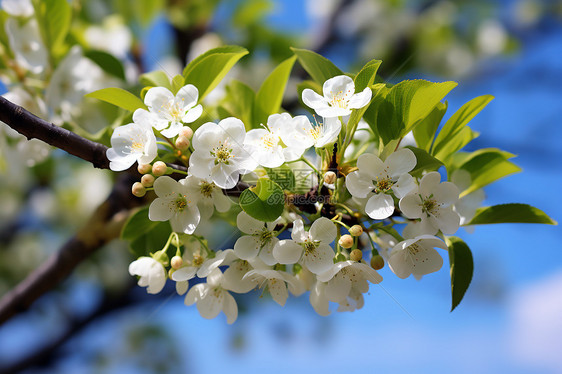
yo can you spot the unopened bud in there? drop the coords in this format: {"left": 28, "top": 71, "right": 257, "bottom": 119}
{"left": 371, "top": 255, "right": 385, "bottom": 270}
{"left": 175, "top": 136, "right": 190, "bottom": 150}
{"left": 178, "top": 126, "right": 193, "bottom": 139}
{"left": 324, "top": 171, "right": 337, "bottom": 184}
{"left": 152, "top": 161, "right": 167, "bottom": 177}
{"left": 141, "top": 174, "right": 155, "bottom": 187}
{"left": 349, "top": 225, "right": 363, "bottom": 237}
{"left": 132, "top": 182, "right": 146, "bottom": 197}
{"left": 338, "top": 234, "right": 354, "bottom": 249}
{"left": 138, "top": 163, "right": 152, "bottom": 174}
{"left": 350, "top": 249, "right": 363, "bottom": 262}
{"left": 171, "top": 255, "right": 183, "bottom": 270}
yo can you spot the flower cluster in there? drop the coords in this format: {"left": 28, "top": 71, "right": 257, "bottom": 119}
{"left": 112, "top": 72, "right": 486, "bottom": 324}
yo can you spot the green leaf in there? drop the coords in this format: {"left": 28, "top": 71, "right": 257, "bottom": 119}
{"left": 34, "top": 0, "right": 71, "bottom": 56}
{"left": 183, "top": 46, "right": 248, "bottom": 101}
{"left": 233, "top": 0, "right": 272, "bottom": 26}
{"left": 265, "top": 165, "right": 295, "bottom": 191}
{"left": 453, "top": 148, "right": 521, "bottom": 197}
{"left": 85, "top": 87, "right": 147, "bottom": 112}
{"left": 433, "top": 126, "right": 479, "bottom": 162}
{"left": 446, "top": 236, "right": 473, "bottom": 312}
{"left": 239, "top": 178, "right": 285, "bottom": 222}
{"left": 140, "top": 71, "right": 172, "bottom": 90}
{"left": 413, "top": 101, "right": 447, "bottom": 152}
{"left": 467, "top": 204, "right": 557, "bottom": 225}
{"left": 84, "top": 50, "right": 126, "bottom": 80}
{"left": 296, "top": 80, "right": 322, "bottom": 115}
{"left": 222, "top": 80, "right": 255, "bottom": 128}
{"left": 254, "top": 55, "right": 296, "bottom": 126}
{"left": 291, "top": 47, "right": 344, "bottom": 85}
{"left": 372, "top": 80, "right": 457, "bottom": 145}
{"left": 404, "top": 146, "right": 444, "bottom": 177}
{"left": 171, "top": 74, "right": 185, "bottom": 94}
{"left": 136, "top": 0, "right": 165, "bottom": 26}
{"left": 121, "top": 206, "right": 158, "bottom": 241}
{"left": 130, "top": 221, "right": 172, "bottom": 258}
{"left": 433, "top": 95, "right": 494, "bottom": 156}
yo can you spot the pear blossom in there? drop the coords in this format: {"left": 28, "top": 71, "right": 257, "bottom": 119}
{"left": 5, "top": 18, "right": 47, "bottom": 74}
{"left": 243, "top": 113, "right": 306, "bottom": 167}
{"left": 317, "top": 260, "right": 382, "bottom": 302}
{"left": 399, "top": 171, "right": 461, "bottom": 235}
{"left": 144, "top": 85, "right": 203, "bottom": 137}
{"left": 128, "top": 257, "right": 166, "bottom": 294}
{"left": 309, "top": 281, "right": 330, "bottom": 316}
{"left": 1, "top": 0, "right": 34, "bottom": 17}
{"left": 233, "top": 211, "right": 279, "bottom": 265}
{"left": 148, "top": 176, "right": 201, "bottom": 234}
{"left": 183, "top": 174, "right": 231, "bottom": 219}
{"left": 243, "top": 267, "right": 304, "bottom": 306}
{"left": 106, "top": 116, "right": 157, "bottom": 171}
{"left": 346, "top": 148, "right": 417, "bottom": 219}
{"left": 171, "top": 247, "right": 230, "bottom": 294}
{"left": 273, "top": 217, "right": 336, "bottom": 275}
{"left": 222, "top": 253, "right": 260, "bottom": 294}
{"left": 185, "top": 268, "right": 238, "bottom": 324}
{"left": 283, "top": 115, "right": 341, "bottom": 149}
{"left": 387, "top": 235, "right": 448, "bottom": 279}
{"left": 336, "top": 288, "right": 365, "bottom": 312}
{"left": 302, "top": 75, "right": 372, "bottom": 118}
{"left": 189, "top": 118, "right": 258, "bottom": 189}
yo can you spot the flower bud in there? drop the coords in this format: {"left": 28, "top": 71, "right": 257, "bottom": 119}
{"left": 152, "top": 161, "right": 167, "bottom": 177}
{"left": 175, "top": 136, "right": 190, "bottom": 151}
{"left": 370, "top": 255, "right": 385, "bottom": 270}
{"left": 349, "top": 225, "right": 363, "bottom": 237}
{"left": 324, "top": 171, "right": 337, "bottom": 185}
{"left": 132, "top": 182, "right": 146, "bottom": 197}
{"left": 138, "top": 163, "right": 152, "bottom": 175}
{"left": 178, "top": 126, "right": 194, "bottom": 139}
{"left": 338, "top": 234, "right": 354, "bottom": 249}
{"left": 141, "top": 174, "right": 155, "bottom": 188}
{"left": 350, "top": 249, "right": 363, "bottom": 262}
{"left": 171, "top": 255, "right": 183, "bottom": 270}
{"left": 168, "top": 268, "right": 175, "bottom": 278}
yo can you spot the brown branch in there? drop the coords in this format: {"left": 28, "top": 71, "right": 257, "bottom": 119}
{"left": 0, "top": 174, "right": 143, "bottom": 326}
{"left": 0, "top": 96, "right": 110, "bottom": 169}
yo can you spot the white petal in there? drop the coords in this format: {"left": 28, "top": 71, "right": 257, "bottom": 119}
{"left": 303, "top": 243, "right": 334, "bottom": 275}
{"left": 419, "top": 172, "right": 442, "bottom": 197}
{"left": 309, "top": 217, "right": 336, "bottom": 244}
{"left": 182, "top": 104, "right": 203, "bottom": 123}
{"left": 317, "top": 261, "right": 351, "bottom": 282}
{"left": 399, "top": 193, "right": 423, "bottom": 219}
{"left": 185, "top": 284, "right": 206, "bottom": 306}
{"left": 302, "top": 89, "right": 329, "bottom": 111}
{"left": 217, "top": 117, "right": 246, "bottom": 144}
{"left": 433, "top": 181, "right": 460, "bottom": 206}
{"left": 259, "top": 238, "right": 279, "bottom": 266}
{"left": 310, "top": 281, "right": 330, "bottom": 316}
{"left": 365, "top": 193, "right": 395, "bottom": 220}
{"left": 144, "top": 86, "right": 174, "bottom": 111}
{"left": 223, "top": 291, "right": 238, "bottom": 324}
{"left": 385, "top": 148, "right": 417, "bottom": 177}
{"left": 148, "top": 198, "right": 174, "bottom": 222}
{"left": 196, "top": 290, "right": 224, "bottom": 320}
{"left": 223, "top": 262, "right": 256, "bottom": 293}
{"left": 325, "top": 273, "right": 351, "bottom": 302}
{"left": 268, "top": 278, "right": 289, "bottom": 306}
{"left": 345, "top": 171, "right": 374, "bottom": 198}
{"left": 347, "top": 87, "right": 372, "bottom": 109}
{"left": 233, "top": 235, "right": 261, "bottom": 260}
{"left": 171, "top": 266, "right": 198, "bottom": 281}
{"left": 273, "top": 240, "right": 302, "bottom": 264}
{"left": 431, "top": 207, "right": 461, "bottom": 235}
{"left": 392, "top": 174, "right": 415, "bottom": 198}
{"left": 176, "top": 280, "right": 188, "bottom": 295}
{"left": 357, "top": 153, "right": 385, "bottom": 178}
{"left": 315, "top": 106, "right": 351, "bottom": 118}
{"left": 290, "top": 218, "right": 307, "bottom": 243}
{"left": 322, "top": 75, "right": 354, "bottom": 102}
{"left": 353, "top": 262, "right": 383, "bottom": 284}
{"left": 153, "top": 176, "right": 179, "bottom": 197}
{"left": 236, "top": 211, "right": 265, "bottom": 234}
{"left": 176, "top": 84, "right": 199, "bottom": 106}
{"left": 212, "top": 190, "right": 231, "bottom": 213}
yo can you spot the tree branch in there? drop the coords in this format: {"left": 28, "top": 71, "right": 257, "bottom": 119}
{"left": 0, "top": 174, "right": 143, "bottom": 326}
{"left": 0, "top": 96, "right": 110, "bottom": 169}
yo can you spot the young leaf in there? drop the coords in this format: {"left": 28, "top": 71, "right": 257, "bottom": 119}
{"left": 432, "top": 95, "right": 494, "bottom": 156}
{"left": 171, "top": 74, "right": 185, "bottom": 94}
{"left": 121, "top": 206, "right": 158, "bottom": 241}
{"left": 433, "top": 126, "right": 479, "bottom": 162}
{"left": 467, "top": 204, "right": 557, "bottom": 225}
{"left": 223, "top": 80, "right": 255, "bottom": 129}
{"left": 84, "top": 50, "right": 126, "bottom": 80}
{"left": 183, "top": 45, "right": 248, "bottom": 101}
{"left": 130, "top": 221, "right": 172, "bottom": 258}
{"left": 404, "top": 146, "right": 444, "bottom": 177}
{"left": 239, "top": 178, "right": 285, "bottom": 222}
{"left": 446, "top": 236, "right": 473, "bottom": 311}
{"left": 291, "top": 47, "right": 344, "bottom": 85}
{"left": 85, "top": 87, "right": 147, "bottom": 112}
{"left": 34, "top": 0, "right": 71, "bottom": 55}
{"left": 140, "top": 71, "right": 172, "bottom": 90}
{"left": 253, "top": 55, "right": 297, "bottom": 126}
{"left": 412, "top": 101, "right": 447, "bottom": 152}
{"left": 265, "top": 165, "right": 296, "bottom": 191}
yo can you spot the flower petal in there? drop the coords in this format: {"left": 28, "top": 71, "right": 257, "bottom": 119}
{"left": 303, "top": 243, "right": 334, "bottom": 275}
{"left": 234, "top": 235, "right": 261, "bottom": 260}
{"left": 302, "top": 89, "right": 329, "bottom": 111}
{"left": 385, "top": 148, "right": 417, "bottom": 177}
{"left": 273, "top": 240, "right": 302, "bottom": 264}
{"left": 399, "top": 193, "right": 423, "bottom": 219}
{"left": 365, "top": 193, "right": 395, "bottom": 220}
{"left": 310, "top": 217, "right": 336, "bottom": 244}
{"left": 347, "top": 87, "right": 372, "bottom": 109}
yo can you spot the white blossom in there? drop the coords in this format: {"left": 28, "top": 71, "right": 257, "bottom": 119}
{"left": 387, "top": 235, "right": 448, "bottom": 279}
{"left": 243, "top": 113, "right": 306, "bottom": 167}
{"left": 317, "top": 260, "right": 382, "bottom": 302}
{"left": 399, "top": 171, "right": 461, "bottom": 235}
{"left": 346, "top": 148, "right": 416, "bottom": 219}
{"left": 148, "top": 176, "right": 201, "bottom": 234}
{"left": 189, "top": 118, "right": 258, "bottom": 189}
{"left": 144, "top": 85, "right": 203, "bottom": 137}
{"left": 183, "top": 174, "right": 231, "bottom": 219}
{"left": 185, "top": 268, "right": 238, "bottom": 324}
{"left": 302, "top": 75, "right": 372, "bottom": 118}
{"left": 171, "top": 246, "right": 230, "bottom": 294}
{"left": 129, "top": 256, "right": 166, "bottom": 294}
{"left": 233, "top": 211, "right": 279, "bottom": 265}
{"left": 5, "top": 18, "right": 47, "bottom": 74}
{"left": 243, "top": 267, "right": 304, "bottom": 306}
{"left": 1, "top": 0, "right": 34, "bottom": 17}
{"left": 283, "top": 115, "right": 341, "bottom": 149}
{"left": 106, "top": 114, "right": 157, "bottom": 171}
{"left": 273, "top": 217, "right": 336, "bottom": 275}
